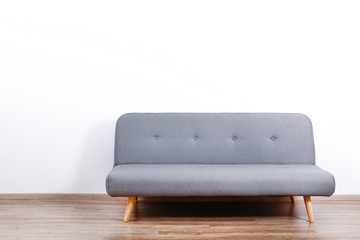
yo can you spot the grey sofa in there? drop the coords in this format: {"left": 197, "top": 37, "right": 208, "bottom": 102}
{"left": 106, "top": 113, "right": 335, "bottom": 222}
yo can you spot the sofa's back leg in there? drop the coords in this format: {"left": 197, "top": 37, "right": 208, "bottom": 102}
{"left": 290, "top": 196, "right": 296, "bottom": 203}
{"left": 124, "top": 197, "right": 136, "bottom": 222}
{"left": 303, "top": 196, "right": 314, "bottom": 223}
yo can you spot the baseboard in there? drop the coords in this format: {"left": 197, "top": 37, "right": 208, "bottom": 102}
{"left": 0, "top": 194, "right": 359, "bottom": 202}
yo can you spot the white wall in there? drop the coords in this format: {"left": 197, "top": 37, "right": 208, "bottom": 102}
{"left": 1, "top": 0, "right": 359, "bottom": 194}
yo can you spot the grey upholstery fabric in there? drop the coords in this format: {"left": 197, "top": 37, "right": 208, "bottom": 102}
{"left": 115, "top": 113, "right": 315, "bottom": 165}
{"left": 106, "top": 164, "right": 335, "bottom": 196}
{"left": 106, "top": 113, "right": 335, "bottom": 197}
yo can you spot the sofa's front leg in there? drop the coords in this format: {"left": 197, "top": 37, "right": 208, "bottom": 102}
{"left": 290, "top": 196, "right": 296, "bottom": 203}
{"left": 304, "top": 196, "right": 314, "bottom": 223}
{"left": 124, "top": 197, "right": 136, "bottom": 222}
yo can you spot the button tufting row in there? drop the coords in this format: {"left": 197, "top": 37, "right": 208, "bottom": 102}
{"left": 154, "top": 136, "right": 278, "bottom": 141}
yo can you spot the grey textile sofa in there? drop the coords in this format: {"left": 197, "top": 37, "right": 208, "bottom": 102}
{"left": 106, "top": 113, "right": 335, "bottom": 222}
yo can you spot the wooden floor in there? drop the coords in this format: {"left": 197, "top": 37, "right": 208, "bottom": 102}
{"left": 1, "top": 194, "right": 360, "bottom": 239}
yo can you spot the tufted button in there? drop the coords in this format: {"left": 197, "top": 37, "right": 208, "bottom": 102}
{"left": 154, "top": 136, "right": 158, "bottom": 140}
{"left": 232, "top": 136, "right": 236, "bottom": 141}
{"left": 271, "top": 136, "right": 276, "bottom": 140}
{"left": 193, "top": 136, "right": 197, "bottom": 140}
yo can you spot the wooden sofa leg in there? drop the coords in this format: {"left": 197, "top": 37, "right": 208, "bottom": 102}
{"left": 124, "top": 197, "right": 136, "bottom": 222}
{"left": 290, "top": 196, "right": 296, "bottom": 203}
{"left": 304, "top": 196, "right": 315, "bottom": 223}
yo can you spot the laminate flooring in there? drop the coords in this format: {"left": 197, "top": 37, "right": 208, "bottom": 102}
{"left": 1, "top": 194, "right": 359, "bottom": 239}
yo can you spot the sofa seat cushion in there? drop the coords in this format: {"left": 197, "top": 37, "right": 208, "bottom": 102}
{"left": 106, "top": 164, "right": 335, "bottom": 197}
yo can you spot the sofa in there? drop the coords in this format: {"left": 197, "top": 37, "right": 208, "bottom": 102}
{"left": 106, "top": 113, "right": 335, "bottom": 222}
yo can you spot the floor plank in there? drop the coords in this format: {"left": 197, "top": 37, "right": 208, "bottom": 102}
{"left": 1, "top": 194, "right": 359, "bottom": 239}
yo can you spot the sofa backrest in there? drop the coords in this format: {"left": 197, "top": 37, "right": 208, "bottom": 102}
{"left": 114, "top": 113, "right": 315, "bottom": 165}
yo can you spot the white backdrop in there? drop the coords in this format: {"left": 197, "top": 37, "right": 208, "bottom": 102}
{"left": 1, "top": 0, "right": 359, "bottom": 194}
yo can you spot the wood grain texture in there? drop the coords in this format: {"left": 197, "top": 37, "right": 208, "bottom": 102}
{"left": 1, "top": 194, "right": 360, "bottom": 239}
